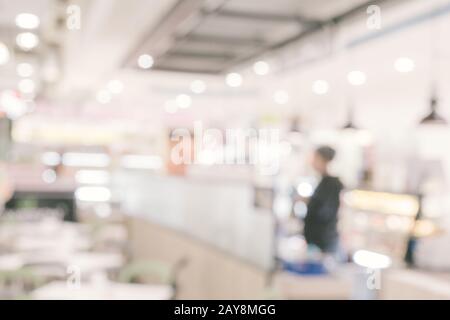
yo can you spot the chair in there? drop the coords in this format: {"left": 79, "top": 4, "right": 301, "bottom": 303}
{"left": 118, "top": 257, "right": 188, "bottom": 299}
{"left": 0, "top": 267, "right": 46, "bottom": 300}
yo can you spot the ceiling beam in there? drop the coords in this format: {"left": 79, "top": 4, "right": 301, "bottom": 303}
{"left": 203, "top": 8, "right": 319, "bottom": 26}
{"left": 166, "top": 50, "right": 236, "bottom": 60}
{"left": 123, "top": 0, "right": 205, "bottom": 67}
{"left": 220, "top": 0, "right": 402, "bottom": 73}
{"left": 151, "top": 65, "right": 221, "bottom": 75}
{"left": 179, "top": 34, "right": 267, "bottom": 47}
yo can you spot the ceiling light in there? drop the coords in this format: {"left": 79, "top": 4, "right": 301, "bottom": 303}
{"left": 253, "top": 61, "right": 270, "bottom": 76}
{"left": 138, "top": 54, "right": 154, "bottom": 69}
{"left": 107, "top": 80, "right": 124, "bottom": 94}
{"left": 342, "top": 104, "right": 359, "bottom": 130}
{"left": 394, "top": 57, "right": 415, "bottom": 73}
{"left": 62, "top": 152, "right": 111, "bottom": 168}
{"left": 96, "top": 90, "right": 112, "bottom": 104}
{"left": 0, "top": 90, "right": 28, "bottom": 119}
{"left": 42, "top": 169, "right": 57, "bottom": 184}
{"left": 16, "top": 63, "right": 34, "bottom": 77}
{"left": 273, "top": 90, "right": 289, "bottom": 105}
{"left": 226, "top": 72, "right": 243, "bottom": 87}
{"left": 15, "top": 13, "right": 40, "bottom": 29}
{"left": 190, "top": 80, "right": 206, "bottom": 94}
{"left": 18, "top": 79, "right": 35, "bottom": 94}
{"left": 297, "top": 182, "right": 314, "bottom": 197}
{"left": 75, "top": 170, "right": 110, "bottom": 185}
{"left": 420, "top": 96, "right": 447, "bottom": 125}
{"left": 347, "top": 71, "right": 366, "bottom": 86}
{"left": 176, "top": 94, "right": 192, "bottom": 109}
{"left": 75, "top": 187, "right": 111, "bottom": 202}
{"left": 0, "top": 42, "right": 10, "bottom": 65}
{"left": 312, "top": 80, "right": 329, "bottom": 95}
{"left": 41, "top": 152, "right": 61, "bottom": 166}
{"left": 353, "top": 250, "right": 392, "bottom": 269}
{"left": 16, "top": 32, "right": 39, "bottom": 51}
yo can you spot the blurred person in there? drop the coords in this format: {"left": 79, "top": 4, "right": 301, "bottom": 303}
{"left": 303, "top": 146, "right": 344, "bottom": 256}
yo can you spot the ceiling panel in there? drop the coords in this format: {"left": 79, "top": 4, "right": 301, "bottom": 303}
{"left": 125, "top": 0, "right": 392, "bottom": 74}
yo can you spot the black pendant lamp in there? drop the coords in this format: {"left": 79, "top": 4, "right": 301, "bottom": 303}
{"left": 420, "top": 95, "right": 447, "bottom": 125}
{"left": 342, "top": 103, "right": 358, "bottom": 130}
{"left": 290, "top": 117, "right": 303, "bottom": 133}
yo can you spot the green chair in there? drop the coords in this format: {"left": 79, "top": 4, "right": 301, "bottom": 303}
{"left": 118, "top": 258, "right": 188, "bottom": 299}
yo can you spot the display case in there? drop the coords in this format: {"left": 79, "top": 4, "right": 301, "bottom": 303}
{"left": 340, "top": 189, "right": 420, "bottom": 262}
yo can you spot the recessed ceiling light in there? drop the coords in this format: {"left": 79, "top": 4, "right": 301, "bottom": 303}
{"left": 0, "top": 42, "right": 10, "bottom": 66}
{"left": 273, "top": 90, "right": 289, "bottom": 105}
{"left": 42, "top": 169, "right": 57, "bottom": 184}
{"left": 394, "top": 57, "right": 415, "bottom": 73}
{"left": 18, "top": 79, "right": 35, "bottom": 94}
{"left": 107, "top": 80, "right": 124, "bottom": 94}
{"left": 312, "top": 80, "right": 329, "bottom": 95}
{"left": 253, "top": 61, "right": 270, "bottom": 76}
{"left": 15, "top": 13, "right": 40, "bottom": 30}
{"left": 16, "top": 63, "right": 34, "bottom": 77}
{"left": 96, "top": 90, "right": 112, "bottom": 104}
{"left": 138, "top": 54, "right": 154, "bottom": 69}
{"left": 176, "top": 94, "right": 192, "bottom": 109}
{"left": 347, "top": 71, "right": 366, "bottom": 86}
{"left": 226, "top": 72, "right": 243, "bottom": 87}
{"left": 16, "top": 32, "right": 39, "bottom": 51}
{"left": 190, "top": 80, "right": 206, "bottom": 94}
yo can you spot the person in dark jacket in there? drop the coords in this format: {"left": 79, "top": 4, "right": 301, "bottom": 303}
{"left": 304, "top": 146, "right": 343, "bottom": 254}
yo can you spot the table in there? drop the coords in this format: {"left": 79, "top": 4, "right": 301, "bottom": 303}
{"left": 0, "top": 255, "right": 24, "bottom": 272}
{"left": 32, "top": 281, "right": 174, "bottom": 300}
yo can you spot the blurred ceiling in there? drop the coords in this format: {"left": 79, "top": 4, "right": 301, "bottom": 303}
{"left": 124, "top": 0, "right": 391, "bottom": 74}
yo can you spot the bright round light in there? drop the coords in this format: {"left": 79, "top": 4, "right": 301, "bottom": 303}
{"left": 312, "top": 80, "right": 329, "bottom": 95}
{"left": 41, "top": 152, "right": 61, "bottom": 166}
{"left": 138, "top": 54, "right": 154, "bottom": 69}
{"left": 107, "top": 80, "right": 124, "bottom": 94}
{"left": 353, "top": 250, "right": 392, "bottom": 269}
{"left": 225, "top": 72, "right": 243, "bottom": 87}
{"left": 273, "top": 90, "right": 289, "bottom": 105}
{"left": 16, "top": 63, "right": 34, "bottom": 77}
{"left": 18, "top": 79, "right": 35, "bottom": 94}
{"left": 15, "top": 13, "right": 40, "bottom": 29}
{"left": 176, "top": 94, "right": 192, "bottom": 109}
{"left": 253, "top": 61, "right": 270, "bottom": 76}
{"left": 164, "top": 100, "right": 178, "bottom": 114}
{"left": 42, "top": 169, "right": 57, "bottom": 184}
{"left": 0, "top": 42, "right": 10, "bottom": 65}
{"left": 297, "top": 182, "right": 314, "bottom": 198}
{"left": 0, "top": 90, "right": 28, "bottom": 119}
{"left": 347, "top": 71, "right": 366, "bottom": 86}
{"left": 394, "top": 57, "right": 415, "bottom": 73}
{"left": 75, "top": 187, "right": 111, "bottom": 202}
{"left": 16, "top": 32, "right": 39, "bottom": 51}
{"left": 96, "top": 90, "right": 112, "bottom": 104}
{"left": 190, "top": 80, "right": 206, "bottom": 94}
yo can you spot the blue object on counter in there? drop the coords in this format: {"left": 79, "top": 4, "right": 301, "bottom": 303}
{"left": 282, "top": 261, "right": 328, "bottom": 276}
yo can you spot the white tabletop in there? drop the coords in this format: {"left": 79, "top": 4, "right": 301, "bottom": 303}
{"left": 0, "top": 254, "right": 24, "bottom": 272}
{"left": 32, "top": 281, "right": 174, "bottom": 300}
{"left": 13, "top": 251, "right": 124, "bottom": 273}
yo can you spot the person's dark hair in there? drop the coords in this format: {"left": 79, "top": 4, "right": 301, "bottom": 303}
{"left": 316, "top": 146, "right": 336, "bottom": 162}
